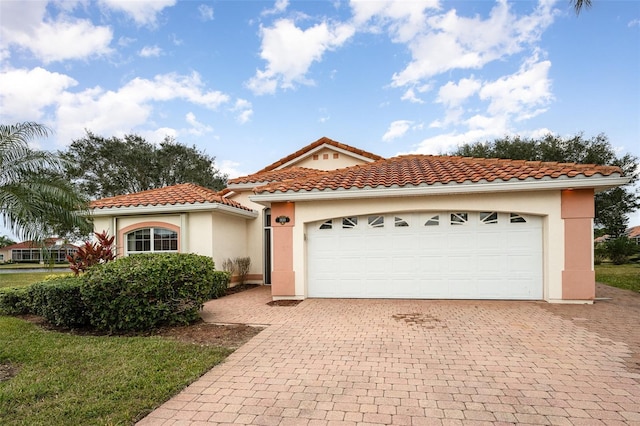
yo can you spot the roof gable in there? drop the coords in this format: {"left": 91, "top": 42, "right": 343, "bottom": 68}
{"left": 256, "top": 137, "right": 383, "bottom": 173}
{"left": 89, "top": 183, "right": 253, "bottom": 212}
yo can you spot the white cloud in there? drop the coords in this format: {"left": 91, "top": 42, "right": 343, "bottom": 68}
{"left": 436, "top": 78, "right": 481, "bottom": 108}
{"left": 98, "top": 0, "right": 176, "bottom": 27}
{"left": 246, "top": 18, "right": 355, "bottom": 94}
{"left": 0, "top": 1, "right": 113, "bottom": 63}
{"left": 628, "top": 18, "right": 640, "bottom": 28}
{"left": 185, "top": 112, "right": 213, "bottom": 136}
{"left": 0, "top": 71, "right": 230, "bottom": 145}
{"left": 231, "top": 99, "right": 253, "bottom": 124}
{"left": 218, "top": 159, "right": 248, "bottom": 179}
{"left": 479, "top": 56, "right": 552, "bottom": 119}
{"left": 262, "top": 0, "right": 289, "bottom": 16}
{"left": 383, "top": 120, "right": 414, "bottom": 142}
{"left": 350, "top": 0, "right": 439, "bottom": 42}
{"left": 389, "top": 1, "right": 556, "bottom": 87}
{"left": 118, "top": 36, "right": 136, "bottom": 47}
{"left": 139, "top": 45, "right": 163, "bottom": 57}
{"left": 0, "top": 67, "right": 77, "bottom": 121}
{"left": 198, "top": 4, "right": 214, "bottom": 21}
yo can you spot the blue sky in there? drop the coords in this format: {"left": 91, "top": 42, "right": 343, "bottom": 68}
{"left": 1, "top": 0, "right": 639, "bottom": 239}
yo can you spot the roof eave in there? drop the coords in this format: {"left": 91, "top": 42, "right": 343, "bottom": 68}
{"left": 89, "top": 201, "right": 259, "bottom": 218}
{"left": 249, "top": 175, "right": 630, "bottom": 205}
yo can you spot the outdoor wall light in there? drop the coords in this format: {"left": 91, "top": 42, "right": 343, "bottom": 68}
{"left": 275, "top": 215, "right": 290, "bottom": 225}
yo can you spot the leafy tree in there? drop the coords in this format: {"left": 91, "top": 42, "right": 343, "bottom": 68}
{"left": 452, "top": 133, "right": 639, "bottom": 236}
{"left": 0, "top": 122, "right": 91, "bottom": 241}
{"left": 60, "top": 132, "right": 228, "bottom": 199}
{"left": 0, "top": 235, "right": 16, "bottom": 248}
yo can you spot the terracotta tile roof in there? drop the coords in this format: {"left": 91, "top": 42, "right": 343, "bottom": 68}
{"left": 229, "top": 167, "right": 326, "bottom": 186}
{"left": 89, "top": 183, "right": 253, "bottom": 211}
{"left": 627, "top": 226, "right": 640, "bottom": 239}
{"left": 254, "top": 155, "right": 623, "bottom": 193}
{"left": 256, "top": 136, "right": 384, "bottom": 173}
{"left": 2, "top": 239, "right": 78, "bottom": 250}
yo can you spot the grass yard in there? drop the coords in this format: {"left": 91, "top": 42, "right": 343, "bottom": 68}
{"left": 0, "top": 271, "right": 71, "bottom": 289}
{"left": 595, "top": 263, "right": 640, "bottom": 293}
{"left": 0, "top": 316, "right": 231, "bottom": 426}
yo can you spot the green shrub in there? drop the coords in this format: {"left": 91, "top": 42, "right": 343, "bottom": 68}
{"left": 81, "top": 253, "right": 216, "bottom": 332}
{"left": 0, "top": 286, "right": 32, "bottom": 315}
{"left": 210, "top": 271, "right": 231, "bottom": 299}
{"left": 605, "top": 236, "right": 638, "bottom": 265}
{"left": 29, "top": 276, "right": 89, "bottom": 327}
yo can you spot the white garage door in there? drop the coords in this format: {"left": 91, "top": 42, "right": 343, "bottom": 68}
{"left": 307, "top": 211, "right": 542, "bottom": 300}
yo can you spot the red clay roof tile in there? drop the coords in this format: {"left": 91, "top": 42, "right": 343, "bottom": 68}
{"left": 228, "top": 167, "right": 324, "bottom": 186}
{"left": 254, "top": 155, "right": 623, "bottom": 194}
{"left": 89, "top": 183, "right": 252, "bottom": 211}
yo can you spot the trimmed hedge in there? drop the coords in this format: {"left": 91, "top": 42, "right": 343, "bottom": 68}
{"left": 82, "top": 253, "right": 218, "bottom": 332}
{"left": 29, "top": 276, "right": 89, "bottom": 327}
{"left": 0, "top": 286, "right": 32, "bottom": 315}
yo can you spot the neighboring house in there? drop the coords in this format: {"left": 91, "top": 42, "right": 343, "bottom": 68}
{"left": 89, "top": 137, "right": 630, "bottom": 303}
{"left": 626, "top": 226, "right": 640, "bottom": 244}
{"left": 0, "top": 238, "right": 79, "bottom": 264}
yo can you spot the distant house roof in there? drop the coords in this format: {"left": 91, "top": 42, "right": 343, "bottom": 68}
{"left": 255, "top": 136, "right": 383, "bottom": 173}
{"left": 2, "top": 238, "right": 78, "bottom": 251}
{"left": 627, "top": 226, "right": 640, "bottom": 239}
{"left": 252, "top": 155, "right": 624, "bottom": 194}
{"left": 89, "top": 183, "right": 253, "bottom": 212}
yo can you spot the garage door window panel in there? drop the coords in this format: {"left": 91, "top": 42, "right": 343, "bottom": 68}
{"left": 342, "top": 217, "right": 358, "bottom": 229}
{"left": 319, "top": 220, "right": 333, "bottom": 230}
{"left": 394, "top": 217, "right": 409, "bottom": 227}
{"left": 480, "top": 212, "right": 498, "bottom": 224}
{"left": 450, "top": 213, "right": 468, "bottom": 225}
{"left": 510, "top": 213, "right": 527, "bottom": 223}
{"left": 425, "top": 215, "right": 440, "bottom": 226}
{"left": 368, "top": 216, "right": 384, "bottom": 228}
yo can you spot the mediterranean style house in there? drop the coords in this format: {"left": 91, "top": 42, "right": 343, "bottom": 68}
{"left": 89, "top": 137, "right": 629, "bottom": 303}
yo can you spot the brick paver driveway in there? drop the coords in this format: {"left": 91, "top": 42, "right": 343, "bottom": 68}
{"left": 139, "top": 285, "right": 640, "bottom": 425}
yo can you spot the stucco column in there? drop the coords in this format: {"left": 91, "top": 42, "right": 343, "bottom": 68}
{"left": 270, "top": 202, "right": 296, "bottom": 297}
{"left": 561, "top": 189, "right": 595, "bottom": 300}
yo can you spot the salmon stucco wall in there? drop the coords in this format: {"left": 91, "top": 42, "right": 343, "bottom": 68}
{"left": 561, "top": 189, "right": 595, "bottom": 301}
{"left": 270, "top": 202, "right": 296, "bottom": 297}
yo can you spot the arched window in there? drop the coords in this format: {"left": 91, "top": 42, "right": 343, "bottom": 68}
{"left": 126, "top": 227, "right": 178, "bottom": 254}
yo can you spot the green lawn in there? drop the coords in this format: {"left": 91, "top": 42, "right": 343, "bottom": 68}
{"left": 0, "top": 316, "right": 231, "bottom": 426}
{"left": 595, "top": 263, "right": 640, "bottom": 292}
{"left": 0, "top": 271, "right": 71, "bottom": 289}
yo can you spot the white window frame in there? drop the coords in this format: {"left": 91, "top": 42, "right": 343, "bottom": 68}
{"left": 126, "top": 227, "right": 178, "bottom": 255}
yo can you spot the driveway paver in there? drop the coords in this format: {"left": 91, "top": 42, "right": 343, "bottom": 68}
{"left": 139, "top": 285, "right": 640, "bottom": 425}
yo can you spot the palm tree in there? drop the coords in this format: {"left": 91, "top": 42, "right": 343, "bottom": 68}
{"left": 0, "top": 122, "right": 91, "bottom": 241}
{"left": 571, "top": 0, "right": 592, "bottom": 15}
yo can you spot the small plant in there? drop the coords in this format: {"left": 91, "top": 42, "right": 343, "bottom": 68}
{"left": 221, "top": 258, "right": 234, "bottom": 274}
{"left": 234, "top": 257, "right": 251, "bottom": 285}
{"left": 67, "top": 231, "right": 115, "bottom": 275}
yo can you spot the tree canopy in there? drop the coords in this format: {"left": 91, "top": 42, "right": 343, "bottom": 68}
{"left": 451, "top": 133, "right": 638, "bottom": 237}
{"left": 0, "top": 235, "right": 16, "bottom": 248}
{"left": 0, "top": 122, "right": 92, "bottom": 241}
{"left": 60, "top": 132, "right": 228, "bottom": 200}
